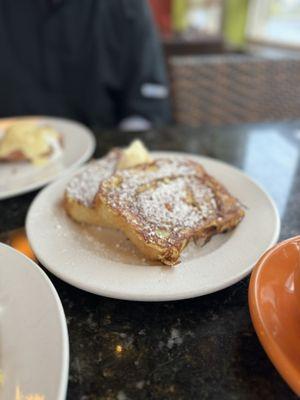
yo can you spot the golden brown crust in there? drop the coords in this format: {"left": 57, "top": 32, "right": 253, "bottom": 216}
{"left": 63, "top": 149, "right": 122, "bottom": 225}
{"left": 64, "top": 154, "right": 244, "bottom": 265}
{"left": 96, "top": 158, "right": 245, "bottom": 265}
{"left": 64, "top": 194, "right": 116, "bottom": 228}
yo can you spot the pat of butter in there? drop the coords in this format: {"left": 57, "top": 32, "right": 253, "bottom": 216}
{"left": 117, "top": 139, "right": 152, "bottom": 170}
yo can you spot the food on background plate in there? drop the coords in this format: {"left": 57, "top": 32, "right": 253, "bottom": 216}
{"left": 64, "top": 140, "right": 152, "bottom": 225}
{"left": 64, "top": 142, "right": 245, "bottom": 265}
{"left": 0, "top": 120, "right": 62, "bottom": 165}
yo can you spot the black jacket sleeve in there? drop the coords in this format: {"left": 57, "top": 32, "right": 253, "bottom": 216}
{"left": 118, "top": 0, "right": 171, "bottom": 126}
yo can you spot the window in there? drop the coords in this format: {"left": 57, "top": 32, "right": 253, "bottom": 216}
{"left": 247, "top": 0, "right": 300, "bottom": 47}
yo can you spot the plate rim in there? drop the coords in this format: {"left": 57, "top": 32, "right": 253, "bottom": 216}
{"left": 0, "top": 115, "right": 96, "bottom": 200}
{"left": 0, "top": 243, "right": 69, "bottom": 399}
{"left": 248, "top": 236, "right": 300, "bottom": 396}
{"left": 26, "top": 151, "right": 281, "bottom": 301}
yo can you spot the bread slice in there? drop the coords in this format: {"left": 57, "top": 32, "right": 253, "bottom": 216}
{"left": 64, "top": 149, "right": 121, "bottom": 225}
{"left": 96, "top": 158, "right": 245, "bottom": 265}
{"left": 64, "top": 140, "right": 153, "bottom": 225}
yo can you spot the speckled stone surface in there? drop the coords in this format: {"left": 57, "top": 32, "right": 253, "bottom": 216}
{"left": 1, "top": 121, "right": 300, "bottom": 399}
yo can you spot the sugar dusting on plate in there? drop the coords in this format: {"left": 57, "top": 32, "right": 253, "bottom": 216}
{"left": 52, "top": 194, "right": 230, "bottom": 266}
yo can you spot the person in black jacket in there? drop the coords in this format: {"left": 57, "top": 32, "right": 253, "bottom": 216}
{"left": 0, "top": 0, "right": 171, "bottom": 129}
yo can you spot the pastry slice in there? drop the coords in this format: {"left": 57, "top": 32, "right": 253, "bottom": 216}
{"left": 64, "top": 140, "right": 152, "bottom": 225}
{"left": 96, "top": 158, "right": 245, "bottom": 265}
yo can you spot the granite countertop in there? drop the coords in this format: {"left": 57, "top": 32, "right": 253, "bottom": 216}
{"left": 1, "top": 121, "right": 300, "bottom": 400}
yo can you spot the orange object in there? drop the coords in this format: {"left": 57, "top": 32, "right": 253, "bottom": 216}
{"left": 249, "top": 236, "right": 300, "bottom": 396}
{"left": 10, "top": 230, "right": 36, "bottom": 261}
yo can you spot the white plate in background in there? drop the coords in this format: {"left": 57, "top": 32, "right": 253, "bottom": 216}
{"left": 0, "top": 116, "right": 95, "bottom": 199}
{"left": 0, "top": 243, "right": 69, "bottom": 400}
{"left": 26, "top": 152, "right": 280, "bottom": 301}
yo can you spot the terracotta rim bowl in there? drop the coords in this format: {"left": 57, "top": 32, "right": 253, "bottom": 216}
{"left": 249, "top": 236, "right": 300, "bottom": 395}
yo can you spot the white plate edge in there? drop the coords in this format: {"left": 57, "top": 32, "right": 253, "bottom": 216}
{"left": 0, "top": 243, "right": 70, "bottom": 399}
{"left": 25, "top": 151, "right": 281, "bottom": 301}
{"left": 0, "top": 116, "right": 96, "bottom": 200}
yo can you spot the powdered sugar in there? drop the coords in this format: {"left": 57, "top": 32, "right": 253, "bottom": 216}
{"left": 137, "top": 177, "right": 214, "bottom": 229}
{"left": 116, "top": 158, "right": 201, "bottom": 191}
{"left": 102, "top": 158, "right": 218, "bottom": 243}
{"left": 66, "top": 150, "right": 120, "bottom": 206}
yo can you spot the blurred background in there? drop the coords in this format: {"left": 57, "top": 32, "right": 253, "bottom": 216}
{"left": 150, "top": 0, "right": 300, "bottom": 51}
{"left": 2, "top": 0, "right": 300, "bottom": 130}
{"left": 149, "top": 0, "right": 300, "bottom": 128}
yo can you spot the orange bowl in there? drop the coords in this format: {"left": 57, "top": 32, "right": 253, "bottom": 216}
{"left": 249, "top": 236, "right": 300, "bottom": 395}
{"left": 9, "top": 229, "right": 36, "bottom": 261}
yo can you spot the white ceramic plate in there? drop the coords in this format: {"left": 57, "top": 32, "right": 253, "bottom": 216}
{"left": 0, "top": 244, "right": 69, "bottom": 399}
{"left": 26, "top": 152, "right": 280, "bottom": 301}
{"left": 0, "top": 116, "right": 95, "bottom": 200}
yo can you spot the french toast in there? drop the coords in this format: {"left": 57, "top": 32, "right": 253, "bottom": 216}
{"left": 96, "top": 158, "right": 245, "bottom": 265}
{"left": 64, "top": 140, "right": 152, "bottom": 225}
{"left": 64, "top": 149, "right": 122, "bottom": 225}
{"left": 0, "top": 121, "right": 62, "bottom": 165}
